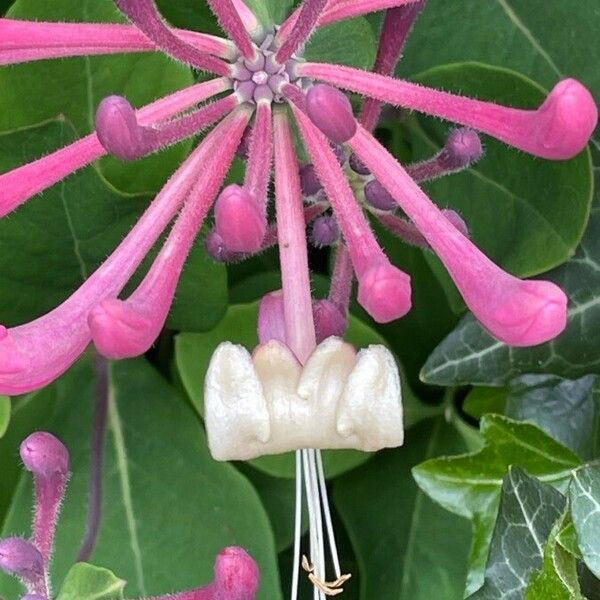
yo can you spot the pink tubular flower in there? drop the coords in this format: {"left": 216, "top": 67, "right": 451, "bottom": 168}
{"left": 0, "top": 0, "right": 597, "bottom": 395}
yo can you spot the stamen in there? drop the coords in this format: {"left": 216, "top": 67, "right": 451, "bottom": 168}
{"left": 0, "top": 19, "right": 236, "bottom": 65}
{"left": 293, "top": 105, "right": 412, "bottom": 323}
{"left": 95, "top": 93, "right": 239, "bottom": 160}
{"left": 114, "top": 0, "right": 231, "bottom": 74}
{"left": 0, "top": 78, "right": 231, "bottom": 217}
{"left": 206, "top": 0, "right": 258, "bottom": 60}
{"left": 350, "top": 125, "right": 569, "bottom": 346}
{"left": 360, "top": 2, "right": 427, "bottom": 131}
{"left": 90, "top": 107, "right": 251, "bottom": 359}
{"left": 275, "top": 0, "right": 329, "bottom": 64}
{"left": 299, "top": 62, "right": 598, "bottom": 159}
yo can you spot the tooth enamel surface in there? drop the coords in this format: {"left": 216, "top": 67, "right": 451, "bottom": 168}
{"left": 204, "top": 337, "right": 404, "bottom": 461}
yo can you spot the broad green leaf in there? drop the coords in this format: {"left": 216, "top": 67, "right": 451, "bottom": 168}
{"left": 570, "top": 463, "right": 600, "bottom": 580}
{"left": 463, "top": 388, "right": 509, "bottom": 420}
{"left": 0, "top": 358, "right": 282, "bottom": 600}
{"left": 175, "top": 302, "right": 427, "bottom": 478}
{"left": 413, "top": 415, "right": 581, "bottom": 594}
{"left": 156, "top": 0, "right": 221, "bottom": 35}
{"left": 305, "top": 18, "right": 377, "bottom": 70}
{"left": 334, "top": 418, "right": 471, "bottom": 600}
{"left": 468, "top": 468, "right": 566, "bottom": 599}
{"left": 0, "top": 120, "right": 228, "bottom": 332}
{"left": 401, "top": 0, "right": 600, "bottom": 111}
{"left": 525, "top": 511, "right": 583, "bottom": 600}
{"left": 505, "top": 375, "right": 600, "bottom": 460}
{"left": 410, "top": 63, "right": 592, "bottom": 279}
{"left": 422, "top": 176, "right": 600, "bottom": 386}
{"left": 56, "top": 563, "right": 125, "bottom": 600}
{"left": 0, "top": 396, "right": 9, "bottom": 438}
{"left": 556, "top": 519, "right": 582, "bottom": 561}
{"left": 2, "top": 0, "right": 194, "bottom": 194}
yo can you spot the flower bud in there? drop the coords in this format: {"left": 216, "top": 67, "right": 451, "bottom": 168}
{"left": 20, "top": 432, "right": 69, "bottom": 478}
{"left": 258, "top": 291, "right": 286, "bottom": 345}
{"left": 310, "top": 216, "right": 340, "bottom": 248}
{"left": 204, "top": 230, "right": 243, "bottom": 263}
{"left": 299, "top": 164, "right": 322, "bottom": 197}
{"left": 95, "top": 95, "right": 143, "bottom": 161}
{"left": 439, "top": 128, "right": 483, "bottom": 170}
{"left": 214, "top": 546, "right": 260, "bottom": 600}
{"left": 0, "top": 538, "right": 43, "bottom": 581}
{"left": 364, "top": 179, "right": 396, "bottom": 211}
{"left": 306, "top": 84, "right": 357, "bottom": 144}
{"left": 349, "top": 153, "right": 370, "bottom": 175}
{"left": 313, "top": 300, "right": 347, "bottom": 342}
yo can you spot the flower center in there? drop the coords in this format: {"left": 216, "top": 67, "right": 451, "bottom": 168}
{"left": 231, "top": 32, "right": 301, "bottom": 104}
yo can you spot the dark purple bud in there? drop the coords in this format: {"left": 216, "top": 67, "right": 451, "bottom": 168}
{"left": 332, "top": 144, "right": 347, "bottom": 166}
{"left": 20, "top": 432, "right": 69, "bottom": 478}
{"left": 349, "top": 153, "right": 370, "bottom": 175}
{"left": 95, "top": 95, "right": 144, "bottom": 161}
{"left": 236, "top": 125, "right": 253, "bottom": 160}
{"left": 313, "top": 300, "right": 347, "bottom": 343}
{"left": 204, "top": 230, "right": 243, "bottom": 263}
{"left": 0, "top": 538, "right": 43, "bottom": 581}
{"left": 310, "top": 216, "right": 340, "bottom": 248}
{"left": 299, "top": 164, "right": 322, "bottom": 197}
{"left": 306, "top": 84, "right": 357, "bottom": 144}
{"left": 364, "top": 179, "right": 396, "bottom": 211}
{"left": 440, "top": 128, "right": 483, "bottom": 170}
{"left": 214, "top": 546, "right": 260, "bottom": 600}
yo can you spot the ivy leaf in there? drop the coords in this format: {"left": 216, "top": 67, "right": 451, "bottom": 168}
{"left": 413, "top": 415, "right": 581, "bottom": 594}
{"left": 1, "top": 0, "right": 194, "bottom": 194}
{"left": 175, "top": 302, "right": 429, "bottom": 479}
{"left": 422, "top": 175, "right": 600, "bottom": 386}
{"left": 334, "top": 418, "right": 471, "bottom": 600}
{"left": 463, "top": 388, "right": 509, "bottom": 421}
{"left": 505, "top": 375, "right": 600, "bottom": 461}
{"left": 410, "top": 63, "right": 592, "bottom": 280}
{"left": 0, "top": 358, "right": 282, "bottom": 600}
{"left": 467, "top": 468, "right": 566, "bottom": 599}
{"left": 56, "top": 563, "right": 126, "bottom": 600}
{"left": 570, "top": 463, "right": 600, "bottom": 580}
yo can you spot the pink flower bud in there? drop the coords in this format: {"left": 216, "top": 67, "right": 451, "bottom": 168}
{"left": 310, "top": 215, "right": 340, "bottom": 247}
{"left": 258, "top": 291, "right": 286, "bottom": 345}
{"left": 312, "top": 300, "right": 347, "bottom": 342}
{"left": 357, "top": 261, "right": 412, "bottom": 323}
{"left": 440, "top": 128, "right": 483, "bottom": 170}
{"left": 20, "top": 432, "right": 69, "bottom": 478}
{"left": 95, "top": 95, "right": 144, "bottom": 161}
{"left": 21, "top": 595, "right": 47, "bottom": 600}
{"left": 306, "top": 84, "right": 357, "bottom": 144}
{"left": 0, "top": 538, "right": 43, "bottom": 582}
{"left": 214, "top": 546, "right": 260, "bottom": 600}
{"left": 204, "top": 230, "right": 243, "bottom": 263}
{"left": 214, "top": 184, "right": 266, "bottom": 253}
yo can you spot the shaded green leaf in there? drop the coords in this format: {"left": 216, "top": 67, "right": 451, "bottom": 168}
{"left": 0, "top": 358, "right": 282, "bottom": 600}
{"left": 570, "top": 463, "right": 600, "bottom": 580}
{"left": 56, "top": 563, "right": 125, "bottom": 600}
{"left": 334, "top": 418, "right": 471, "bottom": 600}
{"left": 556, "top": 519, "right": 582, "bottom": 561}
{"left": 0, "top": 396, "right": 9, "bottom": 439}
{"left": 413, "top": 416, "right": 581, "bottom": 594}
{"left": 422, "top": 176, "right": 600, "bottom": 386}
{"left": 468, "top": 468, "right": 566, "bottom": 599}
{"left": 463, "top": 388, "right": 509, "bottom": 421}
{"left": 2, "top": 0, "right": 194, "bottom": 194}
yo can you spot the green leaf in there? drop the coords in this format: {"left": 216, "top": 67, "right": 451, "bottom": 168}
{"left": 505, "top": 375, "right": 600, "bottom": 460}
{"left": 0, "top": 396, "right": 9, "bottom": 439}
{"left": 175, "top": 301, "right": 428, "bottom": 478}
{"left": 556, "top": 519, "right": 582, "bottom": 560}
{"left": 56, "top": 563, "right": 126, "bottom": 600}
{"left": 0, "top": 119, "right": 227, "bottom": 333}
{"left": 463, "top": 388, "right": 509, "bottom": 420}
{"left": 570, "top": 463, "right": 600, "bottom": 580}
{"left": 468, "top": 468, "right": 566, "bottom": 599}
{"left": 156, "top": 0, "right": 221, "bottom": 35}
{"left": 0, "top": 358, "right": 282, "bottom": 600}
{"left": 525, "top": 511, "right": 584, "bottom": 600}
{"left": 410, "top": 63, "right": 592, "bottom": 279}
{"left": 305, "top": 18, "right": 377, "bottom": 70}
{"left": 400, "top": 0, "right": 600, "bottom": 113}
{"left": 1, "top": 0, "right": 194, "bottom": 194}
{"left": 413, "top": 415, "right": 581, "bottom": 594}
{"left": 334, "top": 418, "right": 471, "bottom": 600}
{"left": 422, "top": 173, "right": 600, "bottom": 386}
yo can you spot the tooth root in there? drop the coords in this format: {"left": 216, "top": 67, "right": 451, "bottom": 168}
{"left": 336, "top": 345, "right": 404, "bottom": 450}
{"left": 204, "top": 342, "right": 271, "bottom": 461}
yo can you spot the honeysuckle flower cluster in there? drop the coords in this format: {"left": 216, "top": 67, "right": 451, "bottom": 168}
{"left": 0, "top": 432, "right": 260, "bottom": 600}
{"left": 0, "top": 0, "right": 597, "bottom": 397}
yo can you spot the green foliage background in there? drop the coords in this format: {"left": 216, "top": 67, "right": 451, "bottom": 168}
{"left": 0, "top": 1, "right": 599, "bottom": 599}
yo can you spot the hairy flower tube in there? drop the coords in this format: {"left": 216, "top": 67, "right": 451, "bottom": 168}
{"left": 0, "top": 0, "right": 597, "bottom": 397}
{"left": 0, "top": 432, "right": 260, "bottom": 600}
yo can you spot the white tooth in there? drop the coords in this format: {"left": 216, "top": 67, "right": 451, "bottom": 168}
{"left": 297, "top": 337, "right": 357, "bottom": 444}
{"left": 336, "top": 345, "right": 404, "bottom": 451}
{"left": 204, "top": 342, "right": 271, "bottom": 461}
